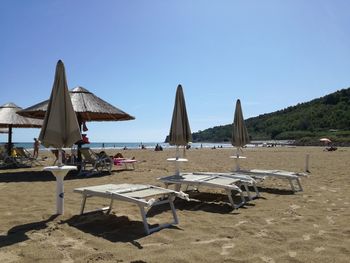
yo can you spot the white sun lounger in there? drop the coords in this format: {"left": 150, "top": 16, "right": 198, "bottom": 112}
{"left": 74, "top": 183, "right": 189, "bottom": 235}
{"left": 158, "top": 173, "right": 247, "bottom": 209}
{"left": 191, "top": 172, "right": 260, "bottom": 200}
{"left": 241, "top": 169, "right": 307, "bottom": 192}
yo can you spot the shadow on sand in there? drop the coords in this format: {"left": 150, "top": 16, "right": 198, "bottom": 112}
{"left": 0, "top": 215, "right": 59, "bottom": 248}
{"left": 0, "top": 170, "right": 113, "bottom": 183}
{"left": 62, "top": 209, "right": 181, "bottom": 249}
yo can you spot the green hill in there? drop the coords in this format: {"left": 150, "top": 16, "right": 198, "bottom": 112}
{"left": 191, "top": 88, "right": 350, "bottom": 146}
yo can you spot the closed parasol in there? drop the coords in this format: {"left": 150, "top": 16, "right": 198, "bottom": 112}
{"left": 168, "top": 84, "right": 192, "bottom": 176}
{"left": 40, "top": 60, "right": 82, "bottom": 215}
{"left": 231, "top": 99, "right": 250, "bottom": 171}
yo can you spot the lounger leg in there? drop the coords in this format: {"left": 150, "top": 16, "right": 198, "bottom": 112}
{"left": 226, "top": 189, "right": 245, "bottom": 209}
{"left": 107, "top": 198, "right": 114, "bottom": 214}
{"left": 139, "top": 205, "right": 151, "bottom": 235}
{"left": 289, "top": 179, "right": 296, "bottom": 192}
{"left": 169, "top": 196, "right": 179, "bottom": 225}
{"left": 243, "top": 183, "right": 252, "bottom": 201}
{"left": 252, "top": 182, "right": 260, "bottom": 198}
{"left": 296, "top": 178, "right": 303, "bottom": 192}
{"left": 80, "top": 193, "right": 88, "bottom": 214}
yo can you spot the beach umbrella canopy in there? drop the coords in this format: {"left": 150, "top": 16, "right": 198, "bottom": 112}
{"left": 231, "top": 99, "right": 249, "bottom": 171}
{"left": 39, "top": 61, "right": 82, "bottom": 149}
{"left": 169, "top": 85, "right": 192, "bottom": 146}
{"left": 18, "top": 86, "right": 135, "bottom": 123}
{"left": 0, "top": 103, "right": 42, "bottom": 155}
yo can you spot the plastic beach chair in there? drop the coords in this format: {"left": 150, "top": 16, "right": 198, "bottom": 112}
{"left": 74, "top": 183, "right": 189, "bottom": 235}
{"left": 158, "top": 173, "right": 248, "bottom": 209}
{"left": 241, "top": 169, "right": 307, "bottom": 192}
{"left": 80, "top": 148, "right": 112, "bottom": 175}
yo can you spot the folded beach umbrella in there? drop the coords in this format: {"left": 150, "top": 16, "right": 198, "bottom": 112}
{"left": 231, "top": 99, "right": 250, "bottom": 171}
{"left": 39, "top": 60, "right": 81, "bottom": 215}
{"left": 0, "top": 103, "right": 42, "bottom": 156}
{"left": 168, "top": 84, "right": 192, "bottom": 176}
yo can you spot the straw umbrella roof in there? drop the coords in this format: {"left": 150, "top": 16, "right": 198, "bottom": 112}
{"left": 0, "top": 102, "right": 42, "bottom": 155}
{"left": 0, "top": 103, "right": 42, "bottom": 128}
{"left": 18, "top": 86, "right": 135, "bottom": 122}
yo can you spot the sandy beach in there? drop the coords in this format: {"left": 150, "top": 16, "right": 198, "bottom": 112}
{"left": 0, "top": 146, "right": 349, "bottom": 262}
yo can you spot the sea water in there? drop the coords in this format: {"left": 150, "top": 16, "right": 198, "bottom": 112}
{"left": 1, "top": 142, "right": 234, "bottom": 151}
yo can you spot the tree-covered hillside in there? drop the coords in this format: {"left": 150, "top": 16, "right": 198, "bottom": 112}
{"left": 190, "top": 88, "right": 350, "bottom": 145}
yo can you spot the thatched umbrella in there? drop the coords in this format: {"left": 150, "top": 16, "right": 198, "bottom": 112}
{"left": 168, "top": 85, "right": 192, "bottom": 176}
{"left": 231, "top": 99, "right": 250, "bottom": 171}
{"left": 18, "top": 86, "right": 135, "bottom": 122}
{"left": 18, "top": 86, "right": 135, "bottom": 163}
{"left": 0, "top": 103, "right": 42, "bottom": 156}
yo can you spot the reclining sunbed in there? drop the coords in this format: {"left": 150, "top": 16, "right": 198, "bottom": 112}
{"left": 74, "top": 183, "right": 189, "bottom": 235}
{"left": 158, "top": 172, "right": 256, "bottom": 209}
{"left": 241, "top": 169, "right": 307, "bottom": 192}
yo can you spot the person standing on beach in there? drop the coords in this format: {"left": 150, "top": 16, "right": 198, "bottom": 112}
{"left": 33, "top": 138, "right": 40, "bottom": 158}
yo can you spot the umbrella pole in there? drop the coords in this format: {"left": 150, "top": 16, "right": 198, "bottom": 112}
{"left": 7, "top": 125, "right": 13, "bottom": 156}
{"left": 175, "top": 146, "right": 179, "bottom": 176}
{"left": 77, "top": 120, "right": 82, "bottom": 171}
{"left": 236, "top": 147, "right": 240, "bottom": 171}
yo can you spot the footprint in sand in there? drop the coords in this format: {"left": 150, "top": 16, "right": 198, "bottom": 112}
{"left": 260, "top": 256, "right": 275, "bottom": 263}
{"left": 303, "top": 234, "right": 311, "bottom": 241}
{"left": 290, "top": 204, "right": 300, "bottom": 210}
{"left": 344, "top": 202, "right": 349, "bottom": 205}
{"left": 191, "top": 237, "right": 231, "bottom": 245}
{"left": 318, "top": 230, "right": 326, "bottom": 235}
{"left": 319, "top": 186, "right": 327, "bottom": 191}
{"left": 255, "top": 229, "right": 268, "bottom": 238}
{"left": 142, "top": 243, "right": 170, "bottom": 248}
{"left": 234, "top": 220, "right": 248, "bottom": 227}
{"left": 326, "top": 216, "right": 335, "bottom": 225}
{"left": 288, "top": 251, "right": 297, "bottom": 258}
{"left": 314, "top": 247, "right": 325, "bottom": 252}
{"left": 220, "top": 243, "right": 235, "bottom": 255}
{"left": 0, "top": 251, "right": 21, "bottom": 263}
{"left": 265, "top": 218, "right": 274, "bottom": 225}
{"left": 313, "top": 224, "right": 319, "bottom": 228}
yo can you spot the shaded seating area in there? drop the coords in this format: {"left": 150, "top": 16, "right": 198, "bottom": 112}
{"left": 79, "top": 148, "right": 112, "bottom": 175}
{"left": 74, "top": 183, "right": 189, "bottom": 235}
{"left": 13, "top": 147, "right": 43, "bottom": 166}
{"left": 0, "top": 145, "right": 19, "bottom": 168}
{"left": 158, "top": 173, "right": 252, "bottom": 209}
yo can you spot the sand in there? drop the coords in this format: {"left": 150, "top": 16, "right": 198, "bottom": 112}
{"left": 0, "top": 146, "right": 349, "bottom": 262}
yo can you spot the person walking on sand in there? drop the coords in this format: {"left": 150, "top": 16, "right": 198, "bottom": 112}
{"left": 33, "top": 138, "right": 40, "bottom": 158}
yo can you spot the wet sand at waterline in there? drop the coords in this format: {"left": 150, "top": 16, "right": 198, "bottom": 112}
{"left": 0, "top": 147, "right": 349, "bottom": 262}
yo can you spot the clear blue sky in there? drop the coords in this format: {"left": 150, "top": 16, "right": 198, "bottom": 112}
{"left": 1, "top": 0, "right": 350, "bottom": 142}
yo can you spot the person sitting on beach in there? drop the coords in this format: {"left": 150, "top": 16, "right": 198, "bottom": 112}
{"left": 155, "top": 144, "right": 163, "bottom": 151}
{"left": 114, "top": 152, "right": 124, "bottom": 158}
